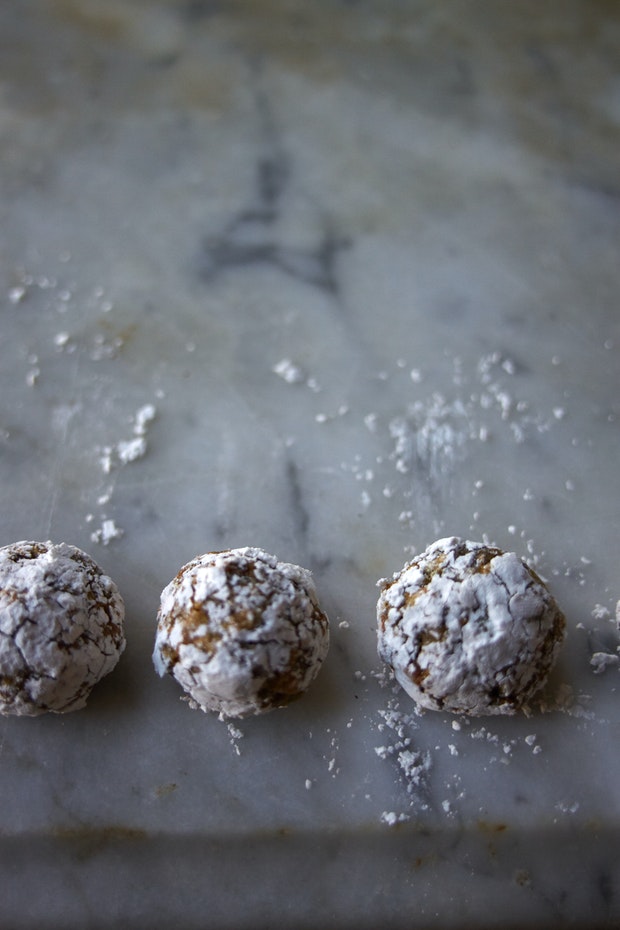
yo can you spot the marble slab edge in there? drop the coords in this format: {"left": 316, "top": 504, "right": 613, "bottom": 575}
{"left": 0, "top": 822, "right": 617, "bottom": 929}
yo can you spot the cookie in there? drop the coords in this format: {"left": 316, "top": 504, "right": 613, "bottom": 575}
{"left": 0, "top": 540, "right": 125, "bottom": 715}
{"left": 377, "top": 537, "right": 565, "bottom": 715}
{"left": 153, "top": 547, "right": 329, "bottom": 718}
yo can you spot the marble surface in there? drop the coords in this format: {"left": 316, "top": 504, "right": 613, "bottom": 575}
{"left": 1, "top": 1, "right": 619, "bottom": 926}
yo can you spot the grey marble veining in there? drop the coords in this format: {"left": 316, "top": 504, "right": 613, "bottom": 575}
{"left": 1, "top": 1, "right": 619, "bottom": 927}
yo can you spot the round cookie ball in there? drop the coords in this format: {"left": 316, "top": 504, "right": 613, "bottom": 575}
{"left": 153, "top": 547, "right": 330, "bottom": 718}
{"left": 0, "top": 540, "right": 126, "bottom": 716}
{"left": 377, "top": 537, "right": 565, "bottom": 716}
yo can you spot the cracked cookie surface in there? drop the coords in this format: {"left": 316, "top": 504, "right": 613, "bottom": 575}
{"left": 153, "top": 547, "right": 330, "bottom": 718}
{"left": 377, "top": 537, "right": 565, "bottom": 715}
{"left": 0, "top": 540, "right": 125, "bottom": 716}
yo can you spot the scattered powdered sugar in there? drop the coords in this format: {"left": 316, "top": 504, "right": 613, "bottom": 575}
{"left": 272, "top": 358, "right": 306, "bottom": 384}
{"left": 226, "top": 721, "right": 244, "bottom": 756}
{"left": 8, "top": 285, "right": 27, "bottom": 305}
{"left": 90, "top": 403, "right": 158, "bottom": 546}
{"left": 115, "top": 436, "right": 147, "bottom": 466}
{"left": 90, "top": 517, "right": 124, "bottom": 547}
{"left": 306, "top": 348, "right": 574, "bottom": 549}
{"left": 584, "top": 601, "right": 620, "bottom": 675}
{"left": 272, "top": 358, "right": 321, "bottom": 392}
{"left": 323, "top": 727, "right": 343, "bottom": 777}
{"left": 134, "top": 403, "right": 157, "bottom": 435}
{"left": 385, "top": 350, "right": 564, "bottom": 481}
{"left": 99, "top": 404, "right": 157, "bottom": 474}
{"left": 524, "top": 733, "right": 543, "bottom": 755}
{"left": 374, "top": 701, "right": 432, "bottom": 816}
{"left": 556, "top": 799, "right": 580, "bottom": 815}
{"left": 380, "top": 810, "right": 410, "bottom": 826}
{"left": 6, "top": 270, "right": 134, "bottom": 378}
{"left": 591, "top": 604, "right": 612, "bottom": 623}
{"left": 590, "top": 652, "right": 620, "bottom": 674}
{"left": 397, "top": 748, "right": 432, "bottom": 793}
{"left": 389, "top": 395, "right": 472, "bottom": 481}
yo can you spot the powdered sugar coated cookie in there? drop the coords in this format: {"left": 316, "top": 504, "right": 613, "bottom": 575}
{"left": 153, "top": 547, "right": 329, "bottom": 718}
{"left": 377, "top": 537, "right": 565, "bottom": 715}
{"left": 0, "top": 540, "right": 125, "bottom": 716}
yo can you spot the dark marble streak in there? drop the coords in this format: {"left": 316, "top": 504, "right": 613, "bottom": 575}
{"left": 182, "top": 0, "right": 223, "bottom": 21}
{"left": 197, "top": 91, "right": 350, "bottom": 294}
{"left": 597, "top": 868, "right": 615, "bottom": 910}
{"left": 285, "top": 458, "right": 311, "bottom": 542}
{"left": 199, "top": 228, "right": 349, "bottom": 294}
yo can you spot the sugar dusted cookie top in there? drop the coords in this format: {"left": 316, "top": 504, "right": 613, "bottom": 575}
{"left": 377, "top": 537, "right": 565, "bottom": 716}
{"left": 0, "top": 540, "right": 126, "bottom": 716}
{"left": 153, "top": 547, "right": 329, "bottom": 719}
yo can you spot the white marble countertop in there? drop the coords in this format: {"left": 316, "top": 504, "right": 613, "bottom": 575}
{"left": 1, "top": 1, "right": 619, "bottom": 927}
